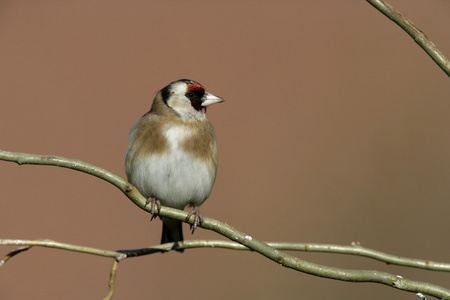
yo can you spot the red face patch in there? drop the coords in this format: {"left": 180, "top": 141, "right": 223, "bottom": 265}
{"left": 186, "top": 81, "right": 207, "bottom": 113}
{"left": 190, "top": 100, "right": 207, "bottom": 113}
{"left": 187, "top": 81, "right": 205, "bottom": 94}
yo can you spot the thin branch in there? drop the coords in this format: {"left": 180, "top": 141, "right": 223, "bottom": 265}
{"left": 181, "top": 241, "right": 450, "bottom": 273}
{"left": 366, "top": 0, "right": 450, "bottom": 77}
{"left": 1, "top": 150, "right": 450, "bottom": 299}
{"left": 0, "top": 245, "right": 32, "bottom": 267}
{"left": 0, "top": 150, "right": 144, "bottom": 208}
{"left": 2, "top": 239, "right": 450, "bottom": 273}
{"left": 104, "top": 260, "right": 119, "bottom": 300}
{"left": 0, "top": 239, "right": 126, "bottom": 262}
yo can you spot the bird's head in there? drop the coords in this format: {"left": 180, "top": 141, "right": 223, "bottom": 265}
{"left": 160, "top": 79, "right": 225, "bottom": 120}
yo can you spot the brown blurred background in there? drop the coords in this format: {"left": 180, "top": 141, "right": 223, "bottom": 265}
{"left": 1, "top": 1, "right": 449, "bottom": 299}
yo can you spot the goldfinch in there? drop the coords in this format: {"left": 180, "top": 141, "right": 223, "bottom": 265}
{"left": 125, "top": 79, "right": 224, "bottom": 251}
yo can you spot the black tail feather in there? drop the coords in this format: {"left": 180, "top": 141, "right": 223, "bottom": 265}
{"left": 161, "top": 220, "right": 184, "bottom": 253}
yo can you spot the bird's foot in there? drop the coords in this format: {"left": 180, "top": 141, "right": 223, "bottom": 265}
{"left": 185, "top": 206, "right": 203, "bottom": 233}
{"left": 145, "top": 197, "right": 161, "bottom": 221}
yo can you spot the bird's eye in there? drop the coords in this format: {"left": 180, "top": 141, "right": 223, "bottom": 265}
{"left": 186, "top": 92, "right": 195, "bottom": 98}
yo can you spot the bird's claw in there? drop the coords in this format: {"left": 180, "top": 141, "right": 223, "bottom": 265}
{"left": 145, "top": 197, "right": 161, "bottom": 221}
{"left": 185, "top": 206, "right": 203, "bottom": 233}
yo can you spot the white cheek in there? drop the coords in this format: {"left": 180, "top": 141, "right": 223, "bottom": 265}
{"left": 167, "top": 95, "right": 206, "bottom": 121}
{"left": 167, "top": 94, "right": 191, "bottom": 114}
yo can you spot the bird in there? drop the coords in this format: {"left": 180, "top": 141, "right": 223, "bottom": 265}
{"left": 125, "top": 79, "right": 225, "bottom": 251}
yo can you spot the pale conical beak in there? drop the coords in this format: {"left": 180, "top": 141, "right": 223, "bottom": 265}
{"left": 202, "top": 92, "right": 225, "bottom": 107}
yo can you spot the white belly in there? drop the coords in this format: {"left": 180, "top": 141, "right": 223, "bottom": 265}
{"left": 128, "top": 125, "right": 215, "bottom": 209}
{"left": 131, "top": 151, "right": 214, "bottom": 209}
